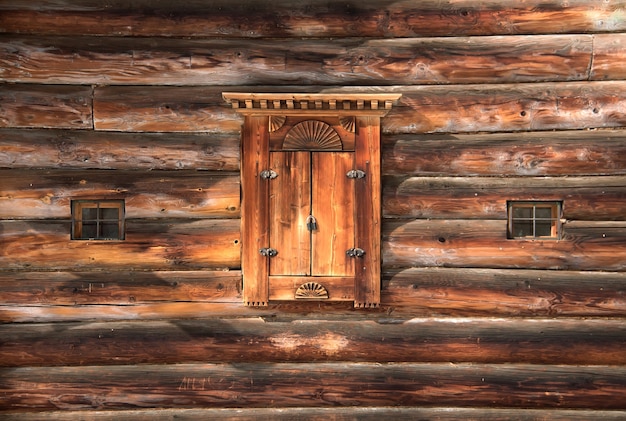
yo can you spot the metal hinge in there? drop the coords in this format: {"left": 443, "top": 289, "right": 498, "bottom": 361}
{"left": 259, "top": 247, "right": 278, "bottom": 257}
{"left": 346, "top": 247, "right": 366, "bottom": 258}
{"left": 260, "top": 170, "right": 278, "bottom": 180}
{"left": 346, "top": 169, "right": 366, "bottom": 179}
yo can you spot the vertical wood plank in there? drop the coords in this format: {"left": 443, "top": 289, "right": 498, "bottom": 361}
{"left": 312, "top": 152, "right": 355, "bottom": 277}
{"left": 354, "top": 116, "right": 381, "bottom": 307}
{"left": 269, "top": 151, "right": 311, "bottom": 276}
{"left": 241, "top": 116, "right": 269, "bottom": 306}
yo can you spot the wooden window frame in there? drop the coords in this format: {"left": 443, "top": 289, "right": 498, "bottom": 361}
{"left": 507, "top": 201, "right": 562, "bottom": 240}
{"left": 223, "top": 93, "right": 401, "bottom": 308}
{"left": 71, "top": 199, "right": 125, "bottom": 240}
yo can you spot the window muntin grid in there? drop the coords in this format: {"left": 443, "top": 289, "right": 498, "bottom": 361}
{"left": 71, "top": 200, "right": 125, "bottom": 240}
{"left": 507, "top": 201, "right": 561, "bottom": 240}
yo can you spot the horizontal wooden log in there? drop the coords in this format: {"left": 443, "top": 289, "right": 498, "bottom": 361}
{"left": 0, "top": 129, "right": 240, "bottom": 171}
{"left": 383, "top": 219, "right": 626, "bottom": 271}
{"left": 4, "top": 408, "right": 626, "bottom": 421}
{"left": 92, "top": 82, "right": 626, "bottom": 133}
{"left": 0, "top": 219, "right": 241, "bottom": 270}
{"left": 0, "top": 84, "right": 92, "bottom": 129}
{"left": 1, "top": 268, "right": 623, "bottom": 321}
{"left": 0, "top": 1, "right": 623, "bottom": 38}
{"left": 383, "top": 175, "right": 626, "bottom": 219}
{"left": 1, "top": 317, "right": 625, "bottom": 367}
{"left": 382, "top": 129, "right": 626, "bottom": 176}
{"left": 383, "top": 267, "right": 626, "bottom": 317}
{"left": 0, "top": 270, "right": 241, "bottom": 305}
{"left": 591, "top": 33, "right": 626, "bottom": 80}
{"left": 0, "top": 35, "right": 593, "bottom": 85}
{"left": 0, "top": 169, "right": 240, "bottom": 219}
{"left": 1, "top": 363, "right": 625, "bottom": 410}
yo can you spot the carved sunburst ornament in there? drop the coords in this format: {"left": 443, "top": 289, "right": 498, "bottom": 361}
{"left": 269, "top": 116, "right": 286, "bottom": 132}
{"left": 295, "top": 282, "right": 329, "bottom": 299}
{"left": 283, "top": 120, "right": 343, "bottom": 150}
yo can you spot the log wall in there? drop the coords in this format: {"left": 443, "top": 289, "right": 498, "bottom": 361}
{"left": 1, "top": 1, "right": 625, "bottom": 418}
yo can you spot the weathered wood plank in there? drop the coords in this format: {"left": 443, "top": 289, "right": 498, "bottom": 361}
{"left": 1, "top": 363, "right": 625, "bottom": 410}
{"left": 383, "top": 267, "right": 626, "bottom": 317}
{"left": 0, "top": 0, "right": 623, "bottom": 38}
{"left": 382, "top": 130, "right": 626, "bottom": 176}
{"left": 0, "top": 270, "right": 241, "bottom": 305}
{"left": 591, "top": 33, "right": 626, "bottom": 81}
{"left": 1, "top": 268, "right": 623, "bottom": 321}
{"left": 1, "top": 317, "right": 625, "bottom": 367}
{"left": 383, "top": 219, "right": 626, "bottom": 271}
{"left": 0, "top": 169, "right": 240, "bottom": 219}
{"left": 92, "top": 82, "right": 626, "bottom": 134}
{"left": 383, "top": 175, "right": 626, "bottom": 220}
{"left": 4, "top": 408, "right": 626, "bottom": 421}
{"left": 0, "top": 129, "right": 240, "bottom": 171}
{"left": 0, "top": 219, "right": 241, "bottom": 270}
{"left": 0, "top": 35, "right": 593, "bottom": 85}
{"left": 0, "top": 84, "right": 92, "bottom": 129}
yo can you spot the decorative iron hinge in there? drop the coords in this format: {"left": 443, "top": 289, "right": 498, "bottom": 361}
{"left": 259, "top": 247, "right": 278, "bottom": 257}
{"left": 260, "top": 170, "right": 278, "bottom": 180}
{"left": 346, "top": 247, "right": 366, "bottom": 258}
{"left": 346, "top": 169, "right": 366, "bottom": 179}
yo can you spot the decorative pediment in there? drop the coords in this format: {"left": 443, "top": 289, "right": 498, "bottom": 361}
{"left": 223, "top": 93, "right": 401, "bottom": 116}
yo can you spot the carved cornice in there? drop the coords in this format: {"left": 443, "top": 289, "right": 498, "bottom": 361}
{"left": 223, "top": 93, "right": 401, "bottom": 116}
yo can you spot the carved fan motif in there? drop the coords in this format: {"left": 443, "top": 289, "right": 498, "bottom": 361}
{"left": 295, "top": 282, "right": 329, "bottom": 299}
{"left": 269, "top": 116, "right": 286, "bottom": 132}
{"left": 283, "top": 120, "right": 343, "bottom": 150}
{"left": 340, "top": 116, "right": 356, "bottom": 133}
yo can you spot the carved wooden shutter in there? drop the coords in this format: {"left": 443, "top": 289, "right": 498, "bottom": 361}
{"left": 224, "top": 93, "right": 401, "bottom": 308}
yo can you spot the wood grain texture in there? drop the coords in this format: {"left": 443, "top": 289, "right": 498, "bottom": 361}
{"left": 383, "top": 175, "right": 626, "bottom": 220}
{"left": 0, "top": 129, "right": 240, "bottom": 171}
{"left": 0, "top": 0, "right": 623, "bottom": 38}
{"left": 0, "top": 219, "right": 241, "bottom": 270}
{"left": 382, "top": 130, "right": 626, "bottom": 176}
{"left": 1, "top": 363, "right": 625, "bottom": 410}
{"left": 383, "top": 219, "right": 626, "bottom": 271}
{"left": 3, "top": 408, "right": 626, "bottom": 421}
{"left": 0, "top": 35, "right": 593, "bottom": 85}
{"left": 1, "top": 317, "right": 625, "bottom": 367}
{"left": 0, "top": 84, "right": 92, "bottom": 129}
{"left": 591, "top": 33, "right": 626, "bottom": 80}
{"left": 0, "top": 169, "right": 240, "bottom": 219}
{"left": 383, "top": 267, "right": 626, "bottom": 317}
{"left": 0, "top": 270, "right": 241, "bottom": 305}
{"left": 90, "top": 82, "right": 626, "bottom": 134}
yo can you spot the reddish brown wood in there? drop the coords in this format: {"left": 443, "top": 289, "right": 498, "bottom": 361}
{"left": 1, "top": 317, "right": 625, "bottom": 367}
{"left": 0, "top": 169, "right": 240, "bottom": 219}
{"left": 90, "top": 82, "right": 626, "bottom": 134}
{"left": 354, "top": 116, "right": 381, "bottom": 307}
{"left": 591, "top": 33, "right": 626, "bottom": 80}
{"left": 0, "top": 1, "right": 622, "bottom": 38}
{"left": 1, "top": 363, "right": 625, "bottom": 410}
{"left": 382, "top": 130, "right": 626, "bottom": 176}
{"left": 0, "top": 129, "right": 240, "bottom": 171}
{"left": 3, "top": 408, "right": 626, "bottom": 421}
{"left": 0, "top": 271, "right": 241, "bottom": 305}
{"left": 383, "top": 219, "right": 626, "bottom": 272}
{"left": 0, "top": 219, "right": 241, "bottom": 271}
{"left": 0, "top": 35, "right": 593, "bottom": 85}
{"left": 0, "top": 85, "right": 92, "bottom": 129}
{"left": 383, "top": 175, "right": 626, "bottom": 220}
{"left": 241, "top": 116, "right": 270, "bottom": 306}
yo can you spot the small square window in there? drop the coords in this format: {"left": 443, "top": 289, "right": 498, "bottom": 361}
{"left": 507, "top": 201, "right": 561, "bottom": 240}
{"left": 72, "top": 200, "right": 125, "bottom": 240}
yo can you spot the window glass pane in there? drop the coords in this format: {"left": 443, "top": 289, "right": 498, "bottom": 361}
{"left": 535, "top": 207, "right": 553, "bottom": 219}
{"left": 512, "top": 221, "right": 534, "bottom": 237}
{"left": 82, "top": 207, "right": 98, "bottom": 221}
{"left": 81, "top": 222, "right": 98, "bottom": 239}
{"left": 513, "top": 207, "right": 532, "bottom": 219}
{"left": 100, "top": 208, "right": 119, "bottom": 220}
{"left": 100, "top": 223, "right": 120, "bottom": 239}
{"left": 535, "top": 221, "right": 553, "bottom": 237}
